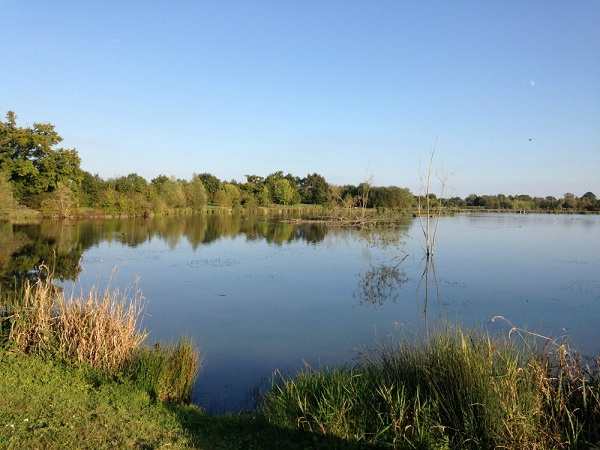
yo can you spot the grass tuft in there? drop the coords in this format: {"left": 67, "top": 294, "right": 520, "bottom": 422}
{"left": 126, "top": 338, "right": 201, "bottom": 403}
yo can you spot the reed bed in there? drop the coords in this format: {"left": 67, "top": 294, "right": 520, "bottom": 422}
{"left": 262, "top": 329, "right": 600, "bottom": 449}
{"left": 8, "top": 278, "right": 146, "bottom": 372}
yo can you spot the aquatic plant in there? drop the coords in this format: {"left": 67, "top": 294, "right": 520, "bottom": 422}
{"left": 262, "top": 328, "right": 600, "bottom": 449}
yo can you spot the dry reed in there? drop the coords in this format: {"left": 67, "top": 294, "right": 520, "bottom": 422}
{"left": 9, "top": 276, "right": 147, "bottom": 372}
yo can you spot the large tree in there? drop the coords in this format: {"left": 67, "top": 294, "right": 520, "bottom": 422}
{"left": 0, "top": 111, "right": 82, "bottom": 204}
{"left": 299, "top": 173, "right": 329, "bottom": 205}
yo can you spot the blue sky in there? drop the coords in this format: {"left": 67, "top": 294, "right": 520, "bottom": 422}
{"left": 1, "top": 1, "right": 598, "bottom": 196}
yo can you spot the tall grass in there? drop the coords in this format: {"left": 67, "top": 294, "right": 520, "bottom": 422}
{"left": 3, "top": 275, "right": 202, "bottom": 406}
{"left": 126, "top": 338, "right": 201, "bottom": 403}
{"left": 7, "top": 276, "right": 146, "bottom": 372}
{"left": 262, "top": 329, "right": 600, "bottom": 449}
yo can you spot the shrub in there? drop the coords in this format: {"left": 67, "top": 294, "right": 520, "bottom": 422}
{"left": 40, "top": 183, "right": 76, "bottom": 218}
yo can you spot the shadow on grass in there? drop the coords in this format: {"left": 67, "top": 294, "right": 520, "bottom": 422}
{"left": 169, "top": 404, "right": 376, "bottom": 450}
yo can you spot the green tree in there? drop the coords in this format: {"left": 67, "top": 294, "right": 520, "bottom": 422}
{"left": 272, "top": 179, "right": 296, "bottom": 205}
{"left": 299, "top": 173, "right": 329, "bottom": 204}
{"left": 197, "top": 173, "right": 221, "bottom": 201}
{"left": 151, "top": 176, "right": 186, "bottom": 208}
{"left": 213, "top": 183, "right": 241, "bottom": 207}
{"left": 0, "top": 112, "right": 82, "bottom": 204}
{"left": 185, "top": 175, "right": 208, "bottom": 210}
{"left": 258, "top": 185, "right": 271, "bottom": 206}
{"left": 80, "top": 172, "right": 104, "bottom": 207}
{"left": 113, "top": 173, "right": 147, "bottom": 194}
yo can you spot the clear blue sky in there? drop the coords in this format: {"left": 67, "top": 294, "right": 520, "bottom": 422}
{"left": 1, "top": 1, "right": 598, "bottom": 196}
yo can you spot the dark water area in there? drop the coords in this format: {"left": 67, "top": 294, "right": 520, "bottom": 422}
{"left": 1, "top": 213, "right": 599, "bottom": 412}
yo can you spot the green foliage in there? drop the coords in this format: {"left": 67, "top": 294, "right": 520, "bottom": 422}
{"left": 262, "top": 330, "right": 564, "bottom": 449}
{"left": 258, "top": 185, "right": 271, "bottom": 206}
{"left": 151, "top": 175, "right": 186, "bottom": 208}
{"left": 461, "top": 192, "right": 599, "bottom": 211}
{"left": 0, "top": 351, "right": 364, "bottom": 449}
{"left": 0, "top": 174, "right": 16, "bottom": 216}
{"left": 272, "top": 179, "right": 298, "bottom": 205}
{"left": 0, "top": 112, "right": 82, "bottom": 204}
{"left": 79, "top": 171, "right": 104, "bottom": 207}
{"left": 127, "top": 338, "right": 201, "bottom": 403}
{"left": 113, "top": 173, "right": 147, "bottom": 194}
{"left": 185, "top": 175, "right": 208, "bottom": 210}
{"left": 198, "top": 173, "right": 222, "bottom": 199}
{"left": 223, "top": 183, "right": 241, "bottom": 206}
{"left": 213, "top": 183, "right": 241, "bottom": 207}
{"left": 299, "top": 173, "right": 329, "bottom": 204}
{"left": 369, "top": 186, "right": 413, "bottom": 209}
{"left": 214, "top": 188, "right": 232, "bottom": 207}
{"left": 240, "top": 190, "right": 258, "bottom": 208}
{"left": 0, "top": 351, "right": 195, "bottom": 449}
{"left": 3, "top": 111, "right": 598, "bottom": 217}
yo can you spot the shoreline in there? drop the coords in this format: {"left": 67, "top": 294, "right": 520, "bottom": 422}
{"left": 3, "top": 205, "right": 599, "bottom": 226}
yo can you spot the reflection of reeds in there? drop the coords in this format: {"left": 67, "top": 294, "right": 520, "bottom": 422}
{"left": 263, "top": 328, "right": 600, "bottom": 449}
{"left": 9, "top": 276, "right": 146, "bottom": 372}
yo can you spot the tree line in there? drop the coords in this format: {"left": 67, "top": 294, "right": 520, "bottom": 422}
{"left": 0, "top": 111, "right": 598, "bottom": 218}
{"left": 442, "top": 192, "right": 599, "bottom": 212}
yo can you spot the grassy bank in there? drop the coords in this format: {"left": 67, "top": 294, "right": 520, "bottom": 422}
{"left": 262, "top": 330, "right": 600, "bottom": 449}
{"left": 0, "top": 350, "right": 366, "bottom": 449}
{"left": 0, "top": 275, "right": 363, "bottom": 448}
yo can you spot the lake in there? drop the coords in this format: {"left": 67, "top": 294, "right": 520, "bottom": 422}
{"left": 1, "top": 213, "right": 599, "bottom": 412}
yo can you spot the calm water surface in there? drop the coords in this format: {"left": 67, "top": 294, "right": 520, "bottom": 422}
{"left": 2, "top": 213, "right": 599, "bottom": 411}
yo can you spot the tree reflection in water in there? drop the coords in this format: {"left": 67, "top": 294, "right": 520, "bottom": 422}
{"left": 1, "top": 214, "right": 394, "bottom": 295}
{"left": 357, "top": 255, "right": 409, "bottom": 306}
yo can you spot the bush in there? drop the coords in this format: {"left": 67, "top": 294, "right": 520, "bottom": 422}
{"left": 40, "top": 183, "right": 76, "bottom": 218}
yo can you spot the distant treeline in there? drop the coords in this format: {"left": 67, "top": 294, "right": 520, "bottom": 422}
{"left": 0, "top": 111, "right": 598, "bottom": 218}
{"left": 442, "top": 193, "right": 599, "bottom": 212}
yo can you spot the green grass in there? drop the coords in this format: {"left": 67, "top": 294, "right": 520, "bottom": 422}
{"left": 0, "top": 350, "right": 367, "bottom": 449}
{"left": 0, "top": 350, "right": 192, "bottom": 449}
{"left": 261, "top": 330, "right": 600, "bottom": 449}
{"left": 126, "top": 339, "right": 200, "bottom": 403}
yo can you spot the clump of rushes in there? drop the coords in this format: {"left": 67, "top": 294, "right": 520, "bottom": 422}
{"left": 8, "top": 276, "right": 147, "bottom": 372}
{"left": 126, "top": 338, "right": 201, "bottom": 403}
{"left": 262, "top": 329, "right": 600, "bottom": 449}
